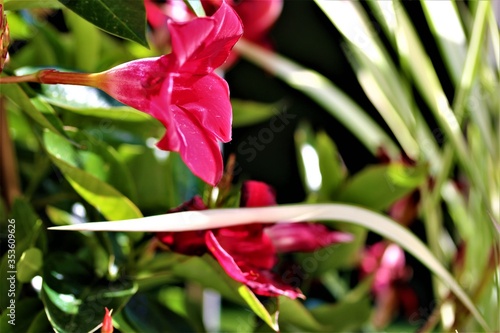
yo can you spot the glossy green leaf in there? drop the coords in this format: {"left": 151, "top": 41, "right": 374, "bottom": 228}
{"left": 58, "top": 0, "right": 148, "bottom": 47}
{"left": 118, "top": 294, "right": 195, "bottom": 333}
{"left": 338, "top": 163, "right": 427, "bottom": 210}
{"left": 119, "top": 145, "right": 203, "bottom": 212}
{"left": 39, "top": 84, "right": 149, "bottom": 120}
{"left": 68, "top": 129, "right": 137, "bottom": 200}
{"left": 46, "top": 206, "right": 84, "bottom": 226}
{"left": 309, "top": 277, "right": 372, "bottom": 331}
{"left": 41, "top": 253, "right": 137, "bottom": 333}
{"left": 173, "top": 255, "right": 279, "bottom": 331}
{"left": 2, "top": 84, "right": 64, "bottom": 135}
{"left": 17, "top": 247, "right": 43, "bottom": 283}
{"left": 232, "top": 99, "right": 281, "bottom": 127}
{"left": 279, "top": 297, "right": 324, "bottom": 331}
{"left": 43, "top": 130, "right": 142, "bottom": 220}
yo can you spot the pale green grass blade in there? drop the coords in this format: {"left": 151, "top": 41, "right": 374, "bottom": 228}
{"left": 421, "top": 0, "right": 467, "bottom": 84}
{"left": 314, "top": 0, "right": 415, "bottom": 130}
{"left": 392, "top": 4, "right": 487, "bottom": 196}
{"left": 48, "top": 204, "right": 490, "bottom": 331}
{"left": 315, "top": 0, "right": 442, "bottom": 171}
{"left": 234, "top": 40, "right": 399, "bottom": 157}
{"left": 451, "top": 0, "right": 494, "bottom": 154}
{"left": 351, "top": 57, "right": 419, "bottom": 157}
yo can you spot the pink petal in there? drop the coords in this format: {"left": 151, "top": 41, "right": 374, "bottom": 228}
{"left": 240, "top": 181, "right": 277, "bottom": 207}
{"left": 156, "top": 102, "right": 224, "bottom": 186}
{"left": 166, "top": 2, "right": 243, "bottom": 74}
{"left": 265, "top": 223, "right": 353, "bottom": 253}
{"left": 205, "top": 231, "right": 303, "bottom": 299}
{"left": 145, "top": 0, "right": 168, "bottom": 29}
{"left": 214, "top": 225, "right": 276, "bottom": 270}
{"left": 171, "top": 73, "right": 232, "bottom": 142}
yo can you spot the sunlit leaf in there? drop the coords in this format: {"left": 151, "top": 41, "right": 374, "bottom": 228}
{"left": 2, "top": 84, "right": 64, "bottom": 135}
{"left": 43, "top": 130, "right": 142, "bottom": 220}
{"left": 17, "top": 248, "right": 43, "bottom": 283}
{"left": 338, "top": 163, "right": 427, "bottom": 210}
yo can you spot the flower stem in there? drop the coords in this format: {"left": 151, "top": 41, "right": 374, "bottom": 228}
{"left": 0, "top": 69, "right": 98, "bottom": 86}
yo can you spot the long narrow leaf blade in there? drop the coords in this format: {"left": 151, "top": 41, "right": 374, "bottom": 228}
{"left": 49, "top": 203, "right": 489, "bottom": 330}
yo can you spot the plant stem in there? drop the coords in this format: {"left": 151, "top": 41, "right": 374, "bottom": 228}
{"left": 0, "top": 69, "right": 98, "bottom": 86}
{"left": 0, "top": 96, "right": 21, "bottom": 208}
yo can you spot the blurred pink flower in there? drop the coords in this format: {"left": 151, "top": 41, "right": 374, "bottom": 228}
{"left": 158, "top": 181, "right": 352, "bottom": 299}
{"left": 360, "top": 242, "right": 418, "bottom": 328}
{"left": 94, "top": 3, "right": 242, "bottom": 185}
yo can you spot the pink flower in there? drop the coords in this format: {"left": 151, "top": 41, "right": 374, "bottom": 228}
{"left": 93, "top": 3, "right": 243, "bottom": 185}
{"left": 158, "top": 181, "right": 352, "bottom": 299}
{"left": 146, "top": 0, "right": 283, "bottom": 66}
{"left": 360, "top": 242, "right": 418, "bottom": 328}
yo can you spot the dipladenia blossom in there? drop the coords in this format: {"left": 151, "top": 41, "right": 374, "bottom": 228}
{"left": 158, "top": 181, "right": 352, "bottom": 298}
{"left": 146, "top": 0, "right": 282, "bottom": 66}
{"left": 2, "top": 3, "right": 242, "bottom": 186}
{"left": 97, "top": 3, "right": 242, "bottom": 185}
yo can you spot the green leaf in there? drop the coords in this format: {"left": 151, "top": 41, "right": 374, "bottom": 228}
{"left": 338, "top": 163, "right": 427, "bottom": 210}
{"left": 316, "top": 131, "right": 346, "bottom": 198}
{"left": 2, "top": 84, "right": 65, "bottom": 135}
{"left": 43, "top": 130, "right": 142, "bottom": 220}
{"left": 279, "top": 297, "right": 324, "bottom": 331}
{"left": 41, "top": 253, "right": 137, "bottom": 333}
{"left": 309, "top": 277, "right": 372, "bottom": 331}
{"left": 39, "top": 84, "right": 144, "bottom": 119}
{"left": 185, "top": 0, "right": 206, "bottom": 17}
{"left": 0, "top": 298, "right": 44, "bottom": 333}
{"left": 46, "top": 206, "right": 84, "bottom": 226}
{"left": 118, "top": 294, "right": 195, "bottom": 333}
{"left": 58, "top": 0, "right": 148, "bottom": 47}
{"left": 17, "top": 248, "right": 43, "bottom": 283}
{"left": 232, "top": 99, "right": 281, "bottom": 127}
{"left": 173, "top": 255, "right": 279, "bottom": 331}
{"left": 64, "top": 9, "right": 101, "bottom": 72}
{"left": 295, "top": 123, "right": 347, "bottom": 199}
{"left": 68, "top": 129, "right": 137, "bottom": 200}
